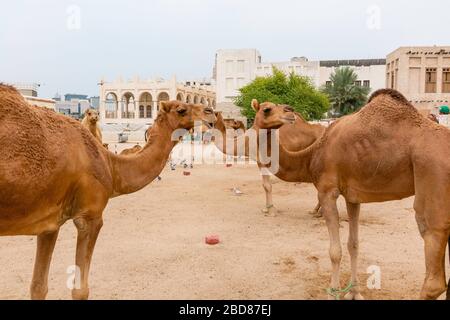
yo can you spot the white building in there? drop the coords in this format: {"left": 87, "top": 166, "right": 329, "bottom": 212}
{"left": 214, "top": 49, "right": 386, "bottom": 122}
{"left": 99, "top": 75, "right": 216, "bottom": 127}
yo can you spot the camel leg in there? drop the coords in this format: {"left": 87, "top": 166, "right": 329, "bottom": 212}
{"left": 30, "top": 230, "right": 60, "bottom": 300}
{"left": 343, "top": 201, "right": 364, "bottom": 300}
{"left": 420, "top": 229, "right": 447, "bottom": 299}
{"left": 310, "top": 202, "right": 322, "bottom": 218}
{"left": 71, "top": 216, "right": 103, "bottom": 300}
{"left": 320, "top": 191, "right": 342, "bottom": 299}
{"left": 261, "top": 174, "right": 276, "bottom": 217}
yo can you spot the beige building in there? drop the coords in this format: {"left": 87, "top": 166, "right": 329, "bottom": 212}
{"left": 386, "top": 46, "right": 450, "bottom": 112}
{"left": 13, "top": 83, "right": 56, "bottom": 110}
{"left": 99, "top": 75, "right": 216, "bottom": 126}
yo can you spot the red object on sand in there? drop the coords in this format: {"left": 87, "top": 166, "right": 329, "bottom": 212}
{"left": 226, "top": 164, "right": 232, "bottom": 167}
{"left": 205, "top": 235, "right": 220, "bottom": 245}
{"left": 183, "top": 171, "right": 191, "bottom": 176}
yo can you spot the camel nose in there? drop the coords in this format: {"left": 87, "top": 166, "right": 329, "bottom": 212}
{"left": 204, "top": 107, "right": 214, "bottom": 115}
{"left": 284, "top": 106, "right": 294, "bottom": 112}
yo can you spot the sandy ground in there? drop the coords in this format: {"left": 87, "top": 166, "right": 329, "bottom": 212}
{"left": 0, "top": 160, "right": 448, "bottom": 300}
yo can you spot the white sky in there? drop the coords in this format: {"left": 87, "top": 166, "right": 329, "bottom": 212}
{"left": 0, "top": 0, "right": 449, "bottom": 98}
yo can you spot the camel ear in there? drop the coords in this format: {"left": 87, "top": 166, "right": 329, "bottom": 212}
{"left": 160, "top": 101, "right": 171, "bottom": 113}
{"left": 251, "top": 99, "right": 260, "bottom": 112}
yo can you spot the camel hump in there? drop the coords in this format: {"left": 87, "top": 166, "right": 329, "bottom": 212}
{"left": 368, "top": 88, "right": 411, "bottom": 106}
{"left": 0, "top": 83, "right": 20, "bottom": 94}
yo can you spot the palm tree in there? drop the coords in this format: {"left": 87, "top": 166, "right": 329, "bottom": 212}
{"left": 321, "top": 67, "right": 370, "bottom": 117}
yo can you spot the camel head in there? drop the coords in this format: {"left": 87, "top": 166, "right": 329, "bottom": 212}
{"left": 84, "top": 108, "right": 100, "bottom": 125}
{"left": 159, "top": 101, "right": 216, "bottom": 132}
{"left": 251, "top": 99, "right": 295, "bottom": 129}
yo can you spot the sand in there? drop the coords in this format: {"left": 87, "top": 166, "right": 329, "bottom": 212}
{"left": 0, "top": 162, "right": 447, "bottom": 300}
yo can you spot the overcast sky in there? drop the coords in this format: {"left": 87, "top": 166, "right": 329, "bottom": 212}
{"left": 0, "top": 0, "right": 449, "bottom": 98}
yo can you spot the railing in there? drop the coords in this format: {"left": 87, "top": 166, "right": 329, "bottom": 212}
{"left": 105, "top": 111, "right": 117, "bottom": 119}
{"left": 122, "top": 112, "right": 135, "bottom": 119}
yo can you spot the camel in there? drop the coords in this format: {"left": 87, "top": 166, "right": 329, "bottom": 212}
{"left": 120, "top": 144, "right": 143, "bottom": 155}
{"left": 249, "top": 89, "right": 450, "bottom": 300}
{"left": 223, "top": 118, "right": 246, "bottom": 132}
{"left": 0, "top": 84, "right": 216, "bottom": 300}
{"left": 213, "top": 110, "right": 324, "bottom": 217}
{"left": 81, "top": 108, "right": 102, "bottom": 144}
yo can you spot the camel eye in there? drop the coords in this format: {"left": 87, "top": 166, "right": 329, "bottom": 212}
{"left": 177, "top": 107, "right": 187, "bottom": 115}
{"left": 263, "top": 108, "right": 271, "bottom": 114}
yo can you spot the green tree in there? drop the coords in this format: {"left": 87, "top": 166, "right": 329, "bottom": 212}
{"left": 234, "top": 67, "right": 329, "bottom": 121}
{"left": 321, "top": 67, "right": 370, "bottom": 117}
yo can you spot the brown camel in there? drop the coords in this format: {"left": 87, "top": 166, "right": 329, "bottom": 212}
{"left": 81, "top": 108, "right": 102, "bottom": 144}
{"left": 249, "top": 90, "right": 450, "bottom": 300}
{"left": 213, "top": 111, "right": 324, "bottom": 217}
{"left": 120, "top": 144, "right": 143, "bottom": 155}
{"left": 0, "top": 84, "right": 215, "bottom": 300}
{"left": 223, "top": 118, "right": 246, "bottom": 132}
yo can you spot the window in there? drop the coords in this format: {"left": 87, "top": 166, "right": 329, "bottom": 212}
{"left": 146, "top": 105, "right": 152, "bottom": 118}
{"left": 139, "top": 105, "right": 144, "bottom": 118}
{"left": 363, "top": 80, "right": 370, "bottom": 88}
{"left": 237, "top": 60, "right": 245, "bottom": 73}
{"left": 226, "top": 60, "right": 234, "bottom": 74}
{"left": 226, "top": 78, "right": 234, "bottom": 91}
{"left": 237, "top": 77, "right": 245, "bottom": 88}
{"left": 355, "top": 80, "right": 362, "bottom": 87}
{"left": 325, "top": 81, "right": 332, "bottom": 88}
{"left": 443, "top": 68, "right": 450, "bottom": 93}
{"left": 425, "top": 68, "right": 437, "bottom": 93}
{"left": 391, "top": 71, "right": 395, "bottom": 89}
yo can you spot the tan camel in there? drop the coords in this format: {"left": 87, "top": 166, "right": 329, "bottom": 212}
{"left": 0, "top": 84, "right": 215, "bottom": 300}
{"left": 81, "top": 108, "right": 102, "bottom": 144}
{"left": 120, "top": 144, "right": 143, "bottom": 155}
{"left": 250, "top": 90, "right": 450, "bottom": 300}
{"left": 223, "top": 118, "right": 246, "bottom": 132}
{"left": 213, "top": 111, "right": 324, "bottom": 216}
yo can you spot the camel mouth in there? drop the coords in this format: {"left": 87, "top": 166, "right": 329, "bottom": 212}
{"left": 281, "top": 115, "right": 296, "bottom": 124}
{"left": 202, "top": 120, "right": 214, "bottom": 129}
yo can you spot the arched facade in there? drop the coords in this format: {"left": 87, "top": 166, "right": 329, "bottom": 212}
{"left": 99, "top": 77, "right": 216, "bottom": 126}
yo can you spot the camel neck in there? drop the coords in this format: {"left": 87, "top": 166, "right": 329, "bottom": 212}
{"left": 109, "top": 114, "right": 177, "bottom": 196}
{"left": 213, "top": 114, "right": 249, "bottom": 157}
{"left": 259, "top": 128, "right": 316, "bottom": 183}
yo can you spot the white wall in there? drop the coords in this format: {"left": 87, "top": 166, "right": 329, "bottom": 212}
{"left": 319, "top": 64, "right": 386, "bottom": 93}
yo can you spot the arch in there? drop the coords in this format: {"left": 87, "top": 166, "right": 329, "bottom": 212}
{"left": 193, "top": 95, "right": 199, "bottom": 104}
{"left": 206, "top": 98, "right": 211, "bottom": 107}
{"left": 200, "top": 97, "right": 206, "bottom": 105}
{"left": 157, "top": 92, "right": 170, "bottom": 112}
{"left": 105, "top": 92, "right": 118, "bottom": 118}
{"left": 185, "top": 94, "right": 192, "bottom": 103}
{"left": 211, "top": 99, "right": 216, "bottom": 108}
{"left": 121, "top": 92, "right": 135, "bottom": 119}
{"left": 176, "top": 92, "right": 184, "bottom": 102}
{"left": 139, "top": 92, "right": 153, "bottom": 118}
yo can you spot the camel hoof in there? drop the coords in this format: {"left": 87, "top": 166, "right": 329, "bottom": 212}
{"left": 309, "top": 210, "right": 322, "bottom": 218}
{"left": 30, "top": 282, "right": 48, "bottom": 300}
{"left": 262, "top": 206, "right": 277, "bottom": 217}
{"left": 344, "top": 291, "right": 365, "bottom": 300}
{"left": 72, "top": 288, "right": 90, "bottom": 300}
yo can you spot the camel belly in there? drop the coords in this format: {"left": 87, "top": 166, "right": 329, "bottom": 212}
{"left": 342, "top": 174, "right": 415, "bottom": 203}
{"left": 0, "top": 205, "right": 68, "bottom": 236}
